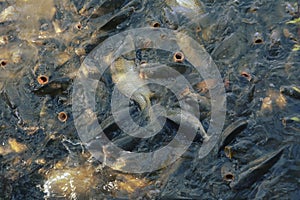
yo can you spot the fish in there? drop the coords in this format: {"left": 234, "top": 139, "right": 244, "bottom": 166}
{"left": 165, "top": 0, "right": 205, "bottom": 19}
{"left": 221, "top": 162, "right": 236, "bottom": 182}
{"left": 33, "top": 77, "right": 71, "bottom": 96}
{"left": 218, "top": 119, "right": 248, "bottom": 152}
{"left": 280, "top": 85, "right": 300, "bottom": 99}
{"left": 98, "top": 105, "right": 207, "bottom": 141}
{"left": 230, "top": 147, "right": 285, "bottom": 190}
{"left": 109, "top": 35, "right": 153, "bottom": 120}
{"left": 224, "top": 140, "right": 255, "bottom": 159}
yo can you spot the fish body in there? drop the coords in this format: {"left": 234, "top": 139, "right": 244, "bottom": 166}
{"left": 33, "top": 77, "right": 71, "bottom": 96}
{"left": 230, "top": 147, "right": 284, "bottom": 190}
{"left": 111, "top": 56, "right": 152, "bottom": 113}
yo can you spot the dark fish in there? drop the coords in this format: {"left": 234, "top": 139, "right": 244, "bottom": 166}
{"left": 230, "top": 147, "right": 285, "bottom": 190}
{"left": 139, "top": 62, "right": 191, "bottom": 79}
{"left": 224, "top": 140, "right": 254, "bottom": 159}
{"left": 98, "top": 106, "right": 207, "bottom": 140}
{"left": 221, "top": 162, "right": 236, "bottom": 182}
{"left": 0, "top": 89, "right": 16, "bottom": 109}
{"left": 0, "top": 90, "right": 23, "bottom": 124}
{"left": 99, "top": 6, "right": 134, "bottom": 31}
{"left": 280, "top": 85, "right": 300, "bottom": 99}
{"left": 76, "top": 5, "right": 134, "bottom": 55}
{"left": 33, "top": 77, "right": 71, "bottom": 96}
{"left": 218, "top": 119, "right": 248, "bottom": 152}
{"left": 282, "top": 115, "right": 300, "bottom": 129}
{"left": 235, "top": 84, "right": 256, "bottom": 116}
{"left": 162, "top": 7, "right": 179, "bottom": 29}
{"left": 79, "top": 0, "right": 126, "bottom": 18}
{"left": 0, "top": 175, "right": 12, "bottom": 199}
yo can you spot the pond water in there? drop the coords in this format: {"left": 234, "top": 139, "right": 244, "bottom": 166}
{"left": 0, "top": 0, "right": 299, "bottom": 199}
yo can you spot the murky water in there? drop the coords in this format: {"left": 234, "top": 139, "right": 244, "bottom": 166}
{"left": 0, "top": 0, "right": 299, "bottom": 199}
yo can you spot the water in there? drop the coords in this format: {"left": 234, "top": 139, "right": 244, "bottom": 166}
{"left": 0, "top": 0, "right": 299, "bottom": 199}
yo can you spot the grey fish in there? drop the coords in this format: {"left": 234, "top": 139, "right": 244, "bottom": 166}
{"left": 230, "top": 147, "right": 285, "bottom": 190}
{"left": 280, "top": 85, "right": 300, "bottom": 99}
{"left": 33, "top": 77, "right": 71, "bottom": 96}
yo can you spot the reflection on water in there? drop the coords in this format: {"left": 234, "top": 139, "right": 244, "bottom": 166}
{"left": 0, "top": 0, "right": 300, "bottom": 199}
